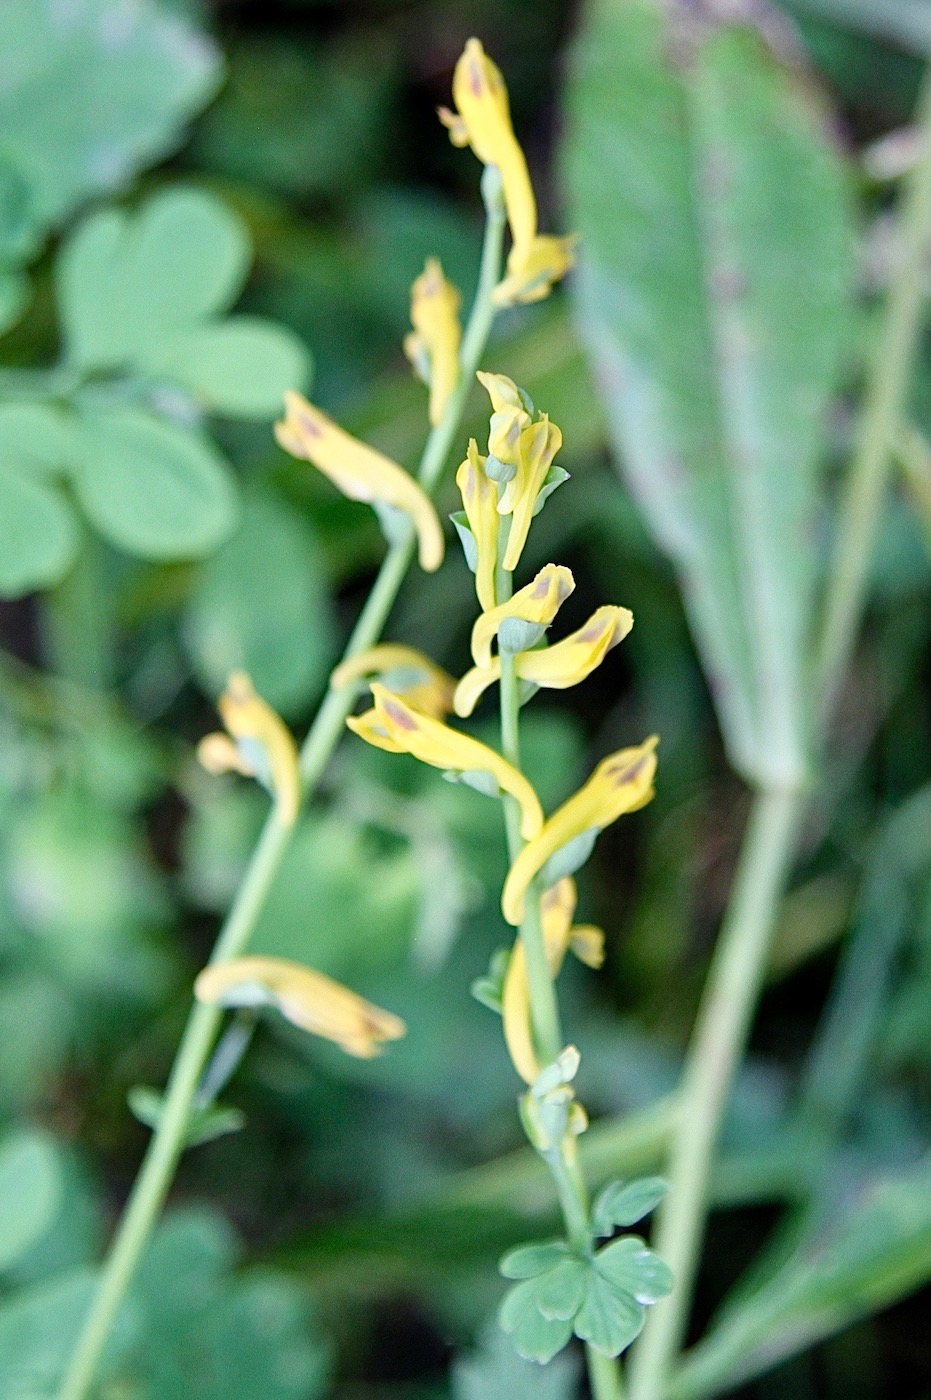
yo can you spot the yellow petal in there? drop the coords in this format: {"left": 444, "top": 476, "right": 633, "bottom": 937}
{"left": 569, "top": 924, "right": 605, "bottom": 970}
{"left": 502, "top": 878, "right": 582, "bottom": 1084}
{"left": 447, "top": 39, "right": 537, "bottom": 261}
{"left": 360, "top": 684, "right": 544, "bottom": 840}
{"left": 215, "top": 671, "right": 301, "bottom": 826}
{"left": 476, "top": 370, "right": 532, "bottom": 465}
{"left": 500, "top": 416, "right": 562, "bottom": 572}
{"left": 195, "top": 956, "right": 406, "bottom": 1059}
{"left": 502, "top": 737, "right": 659, "bottom": 925}
{"left": 453, "top": 660, "right": 501, "bottom": 718}
{"left": 456, "top": 438, "right": 499, "bottom": 612}
{"left": 493, "top": 234, "right": 579, "bottom": 308}
{"left": 345, "top": 708, "right": 406, "bottom": 754}
{"left": 514, "top": 605, "right": 633, "bottom": 689}
{"left": 197, "top": 732, "right": 252, "bottom": 778}
{"left": 471, "top": 564, "right": 575, "bottom": 667}
{"left": 331, "top": 644, "right": 456, "bottom": 719}
{"left": 405, "top": 258, "right": 462, "bottom": 427}
{"left": 275, "top": 392, "right": 444, "bottom": 572}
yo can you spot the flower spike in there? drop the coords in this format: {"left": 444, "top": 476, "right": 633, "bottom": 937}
{"left": 195, "top": 956, "right": 405, "bottom": 1059}
{"left": 330, "top": 644, "right": 456, "bottom": 719}
{"left": 470, "top": 564, "right": 576, "bottom": 668}
{"left": 455, "top": 439, "right": 500, "bottom": 612}
{"left": 455, "top": 604, "right": 633, "bottom": 717}
{"left": 275, "top": 392, "right": 444, "bottom": 572}
{"left": 404, "top": 258, "right": 462, "bottom": 427}
{"left": 198, "top": 671, "right": 300, "bottom": 826}
{"left": 348, "top": 683, "right": 544, "bottom": 840}
{"left": 502, "top": 737, "right": 659, "bottom": 926}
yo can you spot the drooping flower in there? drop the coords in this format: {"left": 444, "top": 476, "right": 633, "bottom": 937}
{"left": 503, "top": 878, "right": 604, "bottom": 1083}
{"left": 403, "top": 257, "right": 462, "bottom": 427}
{"left": 455, "top": 605, "right": 634, "bottom": 717}
{"left": 195, "top": 956, "right": 405, "bottom": 1059}
{"left": 502, "top": 737, "right": 659, "bottom": 926}
{"left": 198, "top": 671, "right": 300, "bottom": 825}
{"left": 347, "top": 683, "right": 543, "bottom": 839}
{"left": 475, "top": 371, "right": 532, "bottom": 466}
{"left": 439, "top": 39, "right": 575, "bottom": 306}
{"left": 470, "top": 564, "right": 575, "bottom": 668}
{"left": 275, "top": 392, "right": 444, "bottom": 572}
{"left": 454, "top": 438, "right": 500, "bottom": 612}
{"left": 330, "top": 644, "right": 456, "bottom": 719}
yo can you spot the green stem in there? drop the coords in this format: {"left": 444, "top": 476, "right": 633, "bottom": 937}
{"left": 628, "top": 788, "right": 800, "bottom": 1400}
{"left": 589, "top": 1344, "right": 627, "bottom": 1400}
{"left": 813, "top": 67, "right": 931, "bottom": 726}
{"left": 57, "top": 194, "right": 506, "bottom": 1400}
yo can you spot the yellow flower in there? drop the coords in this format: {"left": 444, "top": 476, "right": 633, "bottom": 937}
{"left": 455, "top": 438, "right": 499, "bottom": 612}
{"left": 475, "top": 371, "right": 532, "bottom": 466}
{"left": 403, "top": 258, "right": 462, "bottom": 427}
{"left": 347, "top": 683, "right": 543, "bottom": 839}
{"left": 330, "top": 644, "right": 456, "bottom": 719}
{"left": 439, "top": 40, "right": 574, "bottom": 305}
{"left": 500, "top": 414, "right": 562, "bottom": 572}
{"left": 454, "top": 604, "right": 633, "bottom": 717}
{"left": 502, "top": 737, "right": 659, "bottom": 926}
{"left": 439, "top": 39, "right": 536, "bottom": 265}
{"left": 275, "top": 392, "right": 444, "bottom": 572}
{"left": 503, "top": 878, "right": 605, "bottom": 1083}
{"left": 470, "top": 563, "right": 575, "bottom": 668}
{"left": 195, "top": 956, "right": 405, "bottom": 1059}
{"left": 493, "top": 233, "right": 578, "bottom": 308}
{"left": 197, "top": 671, "right": 300, "bottom": 826}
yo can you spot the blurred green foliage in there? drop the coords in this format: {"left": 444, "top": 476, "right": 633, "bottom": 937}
{"left": 2, "top": 0, "right": 931, "bottom": 1396}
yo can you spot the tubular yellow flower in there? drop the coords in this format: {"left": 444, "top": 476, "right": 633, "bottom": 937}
{"left": 274, "top": 392, "right": 444, "bottom": 572}
{"left": 455, "top": 438, "right": 499, "bottom": 612}
{"left": 347, "top": 683, "right": 543, "bottom": 839}
{"left": 403, "top": 258, "right": 462, "bottom": 427}
{"left": 470, "top": 563, "right": 576, "bottom": 667}
{"left": 475, "top": 371, "right": 531, "bottom": 465}
{"left": 198, "top": 670, "right": 301, "bottom": 826}
{"left": 194, "top": 956, "right": 405, "bottom": 1059}
{"left": 439, "top": 39, "right": 536, "bottom": 265}
{"left": 502, "top": 878, "right": 605, "bottom": 1083}
{"left": 502, "top": 737, "right": 659, "bottom": 926}
{"left": 501, "top": 415, "right": 562, "bottom": 572}
{"left": 493, "top": 233, "right": 579, "bottom": 308}
{"left": 454, "top": 604, "right": 633, "bottom": 717}
{"left": 331, "top": 644, "right": 456, "bottom": 719}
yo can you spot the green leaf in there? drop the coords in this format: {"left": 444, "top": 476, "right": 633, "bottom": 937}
{"left": 0, "top": 151, "right": 39, "bottom": 266}
{"left": 574, "top": 1270, "right": 645, "bottom": 1357}
{"left": 535, "top": 1258, "right": 590, "bottom": 1322}
{"left": 128, "top": 1088, "right": 246, "bottom": 1149}
{"left": 595, "top": 1236, "right": 673, "bottom": 1305}
{"left": 147, "top": 317, "right": 311, "bottom": 419}
{"left": 500, "top": 1240, "right": 572, "bottom": 1281}
{"left": 0, "top": 467, "right": 78, "bottom": 596}
{"left": 0, "top": 402, "right": 74, "bottom": 472}
{"left": 0, "top": 1268, "right": 126, "bottom": 1393}
{"left": 58, "top": 189, "right": 250, "bottom": 371}
{"left": 0, "top": 1129, "right": 62, "bottom": 1271}
{"left": 0, "top": 0, "right": 220, "bottom": 233}
{"left": 592, "top": 1177, "right": 668, "bottom": 1235}
{"left": 184, "top": 486, "right": 334, "bottom": 717}
{"left": 499, "top": 1279, "right": 574, "bottom": 1364}
{"left": 563, "top": 0, "right": 855, "bottom": 786}
{"left": 72, "top": 406, "right": 237, "bottom": 561}
{"left": 453, "top": 1322, "right": 579, "bottom": 1400}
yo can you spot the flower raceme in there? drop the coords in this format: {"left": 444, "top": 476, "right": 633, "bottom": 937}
{"left": 195, "top": 956, "right": 405, "bottom": 1059}
{"left": 347, "top": 683, "right": 544, "bottom": 840}
{"left": 403, "top": 258, "right": 462, "bottom": 427}
{"left": 455, "top": 604, "right": 634, "bottom": 717}
{"left": 502, "top": 738, "right": 659, "bottom": 927}
{"left": 439, "top": 38, "right": 576, "bottom": 306}
{"left": 274, "top": 392, "right": 444, "bottom": 572}
{"left": 330, "top": 644, "right": 456, "bottom": 719}
{"left": 198, "top": 671, "right": 300, "bottom": 826}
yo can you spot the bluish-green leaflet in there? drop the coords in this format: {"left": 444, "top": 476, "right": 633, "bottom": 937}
{"left": 562, "top": 0, "right": 855, "bottom": 786}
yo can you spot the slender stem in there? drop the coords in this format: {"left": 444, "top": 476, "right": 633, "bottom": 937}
{"left": 589, "top": 1344, "right": 627, "bottom": 1400}
{"left": 814, "top": 67, "right": 931, "bottom": 726}
{"left": 57, "top": 196, "right": 506, "bottom": 1400}
{"left": 628, "top": 788, "right": 800, "bottom": 1400}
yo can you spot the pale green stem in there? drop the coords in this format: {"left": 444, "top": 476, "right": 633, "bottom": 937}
{"left": 56, "top": 191, "right": 506, "bottom": 1400}
{"left": 628, "top": 67, "right": 931, "bottom": 1400}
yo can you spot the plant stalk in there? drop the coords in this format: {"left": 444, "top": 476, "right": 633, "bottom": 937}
{"left": 57, "top": 192, "right": 506, "bottom": 1400}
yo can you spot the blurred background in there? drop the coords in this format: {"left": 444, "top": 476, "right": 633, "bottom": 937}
{"left": 2, "top": 0, "right": 931, "bottom": 1396}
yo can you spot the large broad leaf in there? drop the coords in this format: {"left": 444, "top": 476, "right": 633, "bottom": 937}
{"left": 562, "top": 0, "right": 855, "bottom": 786}
{"left": 0, "top": 0, "right": 219, "bottom": 239}
{"left": 0, "top": 467, "right": 77, "bottom": 596}
{"left": 71, "top": 406, "right": 237, "bottom": 561}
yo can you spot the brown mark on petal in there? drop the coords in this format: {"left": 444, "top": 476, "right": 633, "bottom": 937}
{"left": 383, "top": 698, "right": 418, "bottom": 730}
